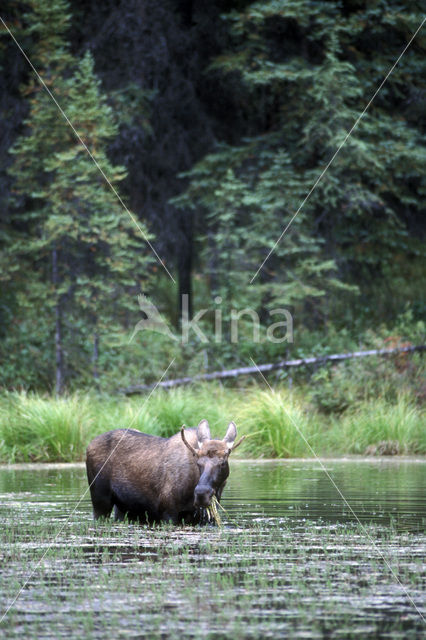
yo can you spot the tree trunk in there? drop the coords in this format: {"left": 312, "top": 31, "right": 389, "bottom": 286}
{"left": 178, "top": 210, "right": 193, "bottom": 320}
{"left": 92, "top": 330, "right": 99, "bottom": 383}
{"left": 52, "top": 248, "right": 64, "bottom": 396}
{"left": 207, "top": 231, "right": 219, "bottom": 297}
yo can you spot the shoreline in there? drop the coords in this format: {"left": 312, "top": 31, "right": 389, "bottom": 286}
{"left": 1, "top": 455, "right": 425, "bottom": 470}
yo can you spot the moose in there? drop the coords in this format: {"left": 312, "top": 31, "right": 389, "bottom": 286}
{"left": 86, "top": 420, "right": 244, "bottom": 525}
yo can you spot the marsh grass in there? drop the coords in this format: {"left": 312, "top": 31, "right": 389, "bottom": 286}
{"left": 327, "top": 395, "right": 426, "bottom": 455}
{"left": 0, "top": 385, "right": 424, "bottom": 462}
{"left": 1, "top": 461, "right": 425, "bottom": 638}
{"left": 0, "top": 386, "right": 236, "bottom": 462}
{"left": 0, "top": 392, "right": 94, "bottom": 462}
{"left": 235, "top": 388, "right": 316, "bottom": 457}
{"left": 0, "top": 510, "right": 424, "bottom": 639}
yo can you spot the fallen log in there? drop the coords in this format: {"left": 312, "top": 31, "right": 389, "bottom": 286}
{"left": 119, "top": 344, "right": 425, "bottom": 395}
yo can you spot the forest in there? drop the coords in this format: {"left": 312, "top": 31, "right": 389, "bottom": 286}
{"left": 1, "top": 5, "right": 426, "bottom": 637}
{"left": 0, "top": 0, "right": 424, "bottom": 400}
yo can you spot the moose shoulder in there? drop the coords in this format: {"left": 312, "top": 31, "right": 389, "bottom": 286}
{"left": 86, "top": 420, "right": 244, "bottom": 525}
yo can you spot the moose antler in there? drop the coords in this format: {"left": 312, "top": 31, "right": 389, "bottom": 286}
{"left": 181, "top": 425, "right": 199, "bottom": 457}
{"left": 230, "top": 435, "right": 246, "bottom": 451}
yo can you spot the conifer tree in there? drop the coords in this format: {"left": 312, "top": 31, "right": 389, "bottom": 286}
{"left": 7, "top": 0, "right": 152, "bottom": 392}
{"left": 175, "top": 0, "right": 425, "bottom": 328}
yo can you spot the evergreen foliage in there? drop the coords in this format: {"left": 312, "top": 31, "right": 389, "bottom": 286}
{"left": 2, "top": 0, "right": 152, "bottom": 392}
{"left": 175, "top": 0, "right": 425, "bottom": 328}
{"left": 0, "top": 0, "right": 424, "bottom": 392}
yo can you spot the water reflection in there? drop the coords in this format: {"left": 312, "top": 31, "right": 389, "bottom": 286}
{"left": 0, "top": 458, "right": 425, "bottom": 531}
{"left": 225, "top": 459, "right": 426, "bottom": 531}
{"left": 1, "top": 460, "right": 425, "bottom": 639}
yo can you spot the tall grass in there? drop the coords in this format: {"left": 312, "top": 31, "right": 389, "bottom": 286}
{"left": 236, "top": 389, "right": 318, "bottom": 458}
{"left": 0, "top": 386, "right": 424, "bottom": 462}
{"left": 0, "top": 392, "right": 94, "bottom": 462}
{"left": 0, "top": 386, "right": 235, "bottom": 462}
{"left": 328, "top": 396, "right": 426, "bottom": 455}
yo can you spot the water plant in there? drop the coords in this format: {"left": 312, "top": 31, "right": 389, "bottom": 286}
{"left": 1, "top": 502, "right": 424, "bottom": 639}
{"left": 1, "top": 461, "right": 425, "bottom": 638}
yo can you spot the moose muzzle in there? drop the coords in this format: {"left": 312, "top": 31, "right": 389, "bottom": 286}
{"left": 194, "top": 484, "right": 215, "bottom": 507}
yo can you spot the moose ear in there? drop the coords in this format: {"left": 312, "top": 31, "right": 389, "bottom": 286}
{"left": 196, "top": 419, "right": 211, "bottom": 448}
{"left": 223, "top": 421, "right": 237, "bottom": 449}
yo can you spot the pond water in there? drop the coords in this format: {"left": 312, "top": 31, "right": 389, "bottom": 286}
{"left": 229, "top": 458, "right": 426, "bottom": 532}
{"left": 0, "top": 459, "right": 425, "bottom": 638}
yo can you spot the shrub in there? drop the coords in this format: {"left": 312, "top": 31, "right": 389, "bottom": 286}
{"left": 309, "top": 335, "right": 425, "bottom": 414}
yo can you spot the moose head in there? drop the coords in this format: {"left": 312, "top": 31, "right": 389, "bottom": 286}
{"left": 181, "top": 419, "right": 245, "bottom": 508}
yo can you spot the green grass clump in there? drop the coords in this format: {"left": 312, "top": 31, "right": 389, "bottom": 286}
{"left": 0, "top": 386, "right": 236, "bottom": 463}
{"left": 97, "top": 385, "right": 235, "bottom": 438}
{"left": 146, "top": 385, "right": 234, "bottom": 437}
{"left": 236, "top": 388, "right": 317, "bottom": 458}
{"left": 329, "top": 395, "right": 426, "bottom": 455}
{"left": 0, "top": 392, "right": 95, "bottom": 462}
{"left": 0, "top": 384, "right": 424, "bottom": 462}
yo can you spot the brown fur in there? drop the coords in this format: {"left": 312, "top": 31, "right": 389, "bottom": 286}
{"left": 86, "top": 421, "right": 239, "bottom": 525}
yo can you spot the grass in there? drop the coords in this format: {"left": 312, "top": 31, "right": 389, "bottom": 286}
{"left": 327, "top": 395, "right": 426, "bottom": 455}
{"left": 0, "top": 386, "right": 235, "bottom": 463}
{"left": 1, "top": 503, "right": 425, "bottom": 639}
{"left": 0, "top": 392, "right": 94, "bottom": 462}
{"left": 0, "top": 384, "right": 424, "bottom": 462}
{"left": 237, "top": 388, "right": 316, "bottom": 458}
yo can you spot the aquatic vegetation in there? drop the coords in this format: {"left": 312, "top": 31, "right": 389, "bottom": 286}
{"left": 0, "top": 462, "right": 425, "bottom": 639}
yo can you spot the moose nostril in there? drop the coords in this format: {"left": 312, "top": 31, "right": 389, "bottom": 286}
{"left": 194, "top": 486, "right": 214, "bottom": 506}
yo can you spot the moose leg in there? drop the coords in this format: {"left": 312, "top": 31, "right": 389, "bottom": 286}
{"left": 162, "top": 511, "right": 179, "bottom": 525}
{"left": 91, "top": 497, "right": 113, "bottom": 520}
{"left": 113, "top": 505, "right": 126, "bottom": 521}
{"left": 86, "top": 465, "right": 113, "bottom": 519}
{"left": 89, "top": 483, "right": 113, "bottom": 520}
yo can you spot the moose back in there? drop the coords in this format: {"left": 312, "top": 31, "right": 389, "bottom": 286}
{"left": 86, "top": 419, "right": 244, "bottom": 525}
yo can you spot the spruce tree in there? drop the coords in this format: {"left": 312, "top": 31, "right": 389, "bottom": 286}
{"left": 7, "top": 0, "right": 152, "bottom": 392}
{"left": 175, "top": 0, "right": 425, "bottom": 330}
